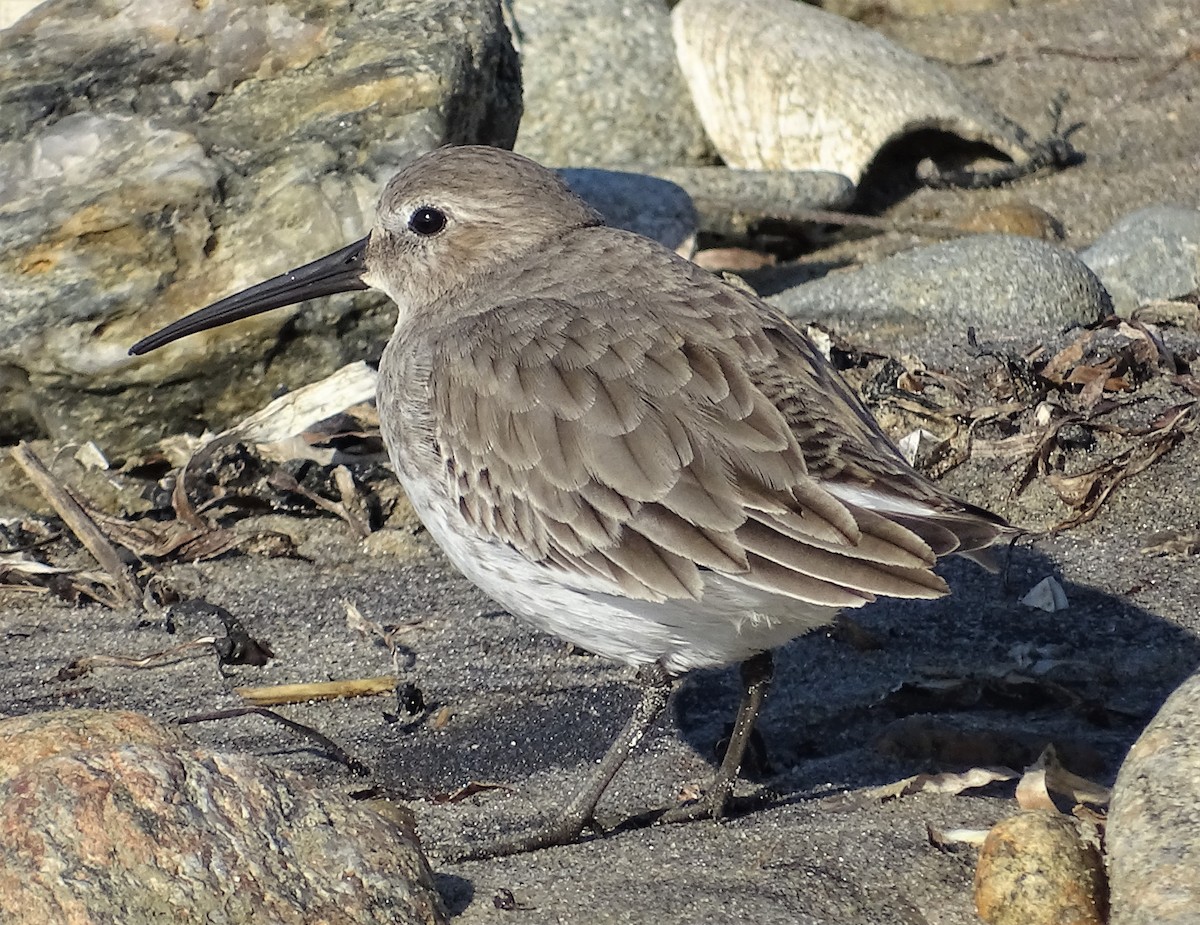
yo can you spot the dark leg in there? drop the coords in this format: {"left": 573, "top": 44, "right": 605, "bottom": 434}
{"left": 659, "top": 651, "right": 774, "bottom": 825}
{"left": 453, "top": 663, "right": 674, "bottom": 860}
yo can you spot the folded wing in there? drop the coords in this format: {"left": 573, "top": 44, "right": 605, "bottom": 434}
{"left": 429, "top": 242, "right": 1010, "bottom": 609}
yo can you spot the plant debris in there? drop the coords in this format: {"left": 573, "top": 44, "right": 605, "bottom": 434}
{"left": 832, "top": 316, "right": 1200, "bottom": 531}
{"left": 11, "top": 443, "right": 143, "bottom": 610}
{"left": 344, "top": 600, "right": 423, "bottom": 672}
{"left": 1014, "top": 745, "right": 1112, "bottom": 813}
{"left": 176, "top": 706, "right": 370, "bottom": 775}
{"left": 57, "top": 599, "right": 273, "bottom": 680}
{"left": 56, "top": 637, "right": 220, "bottom": 680}
{"left": 431, "top": 781, "right": 515, "bottom": 805}
{"left": 235, "top": 676, "right": 399, "bottom": 707}
{"left": 1140, "top": 528, "right": 1200, "bottom": 557}
{"left": 862, "top": 766, "right": 1017, "bottom": 802}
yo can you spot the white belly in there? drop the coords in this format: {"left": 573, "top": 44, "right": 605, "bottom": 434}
{"left": 395, "top": 466, "right": 838, "bottom": 675}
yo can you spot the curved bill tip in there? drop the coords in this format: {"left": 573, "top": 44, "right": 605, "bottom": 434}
{"left": 128, "top": 235, "right": 371, "bottom": 357}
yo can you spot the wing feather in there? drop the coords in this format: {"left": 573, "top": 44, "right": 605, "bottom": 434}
{"left": 628, "top": 505, "right": 749, "bottom": 573}
{"left": 737, "top": 520, "right": 946, "bottom": 599}
{"left": 427, "top": 231, "right": 1010, "bottom": 606}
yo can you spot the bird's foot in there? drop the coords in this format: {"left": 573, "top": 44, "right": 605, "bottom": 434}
{"left": 444, "top": 811, "right": 597, "bottom": 862}
{"left": 653, "top": 781, "right": 782, "bottom": 827}
{"left": 442, "top": 667, "right": 677, "bottom": 862}
{"left": 656, "top": 779, "right": 739, "bottom": 825}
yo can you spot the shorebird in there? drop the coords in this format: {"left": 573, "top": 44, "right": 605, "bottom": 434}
{"left": 130, "top": 145, "right": 1012, "bottom": 856}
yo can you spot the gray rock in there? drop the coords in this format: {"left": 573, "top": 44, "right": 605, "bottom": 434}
{"left": 0, "top": 0, "right": 520, "bottom": 452}
{"left": 1079, "top": 204, "right": 1200, "bottom": 316}
{"left": 650, "top": 166, "right": 856, "bottom": 237}
{"left": 561, "top": 164, "right": 855, "bottom": 242}
{"left": 0, "top": 710, "right": 446, "bottom": 925}
{"left": 507, "top": 0, "right": 714, "bottom": 168}
{"left": 1108, "top": 668, "right": 1200, "bottom": 925}
{"left": 765, "top": 234, "right": 1113, "bottom": 345}
{"left": 559, "top": 168, "right": 697, "bottom": 254}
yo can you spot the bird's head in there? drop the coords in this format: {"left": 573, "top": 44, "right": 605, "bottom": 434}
{"left": 128, "top": 146, "right": 602, "bottom": 356}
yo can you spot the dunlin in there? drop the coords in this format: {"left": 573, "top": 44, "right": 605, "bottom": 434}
{"left": 130, "top": 145, "right": 1012, "bottom": 855}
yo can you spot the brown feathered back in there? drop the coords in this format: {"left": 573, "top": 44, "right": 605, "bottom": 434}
{"left": 411, "top": 227, "right": 1011, "bottom": 608}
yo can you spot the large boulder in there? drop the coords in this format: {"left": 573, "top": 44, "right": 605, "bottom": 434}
{"left": 0, "top": 0, "right": 521, "bottom": 452}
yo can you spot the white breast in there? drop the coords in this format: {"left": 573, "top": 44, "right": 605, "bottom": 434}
{"left": 392, "top": 459, "right": 837, "bottom": 674}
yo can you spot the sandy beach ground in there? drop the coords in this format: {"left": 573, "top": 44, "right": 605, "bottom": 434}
{"left": 3, "top": 0, "right": 1199, "bottom": 921}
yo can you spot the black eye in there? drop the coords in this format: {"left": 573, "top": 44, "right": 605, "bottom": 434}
{"left": 409, "top": 207, "right": 446, "bottom": 236}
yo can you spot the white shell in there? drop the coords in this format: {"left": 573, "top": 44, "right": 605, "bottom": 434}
{"left": 672, "top": 0, "right": 1038, "bottom": 184}
{"left": 897, "top": 428, "right": 947, "bottom": 469}
{"left": 1020, "top": 576, "right": 1070, "bottom": 613}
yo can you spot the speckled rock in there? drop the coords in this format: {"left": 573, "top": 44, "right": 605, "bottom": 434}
{"left": 766, "top": 234, "right": 1113, "bottom": 345}
{"left": 0, "top": 708, "right": 185, "bottom": 782}
{"left": 1108, "top": 668, "right": 1200, "bottom": 924}
{"left": 974, "top": 810, "right": 1106, "bottom": 925}
{"left": 508, "top": 0, "right": 713, "bottom": 168}
{"left": 0, "top": 0, "right": 520, "bottom": 452}
{"left": 672, "top": 0, "right": 1044, "bottom": 185}
{"left": 950, "top": 200, "right": 1065, "bottom": 241}
{"left": 560, "top": 168, "right": 698, "bottom": 255}
{"left": 1079, "top": 204, "right": 1200, "bottom": 316}
{"left": 0, "top": 710, "right": 446, "bottom": 925}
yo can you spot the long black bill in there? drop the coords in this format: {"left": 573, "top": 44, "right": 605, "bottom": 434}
{"left": 128, "top": 236, "right": 371, "bottom": 356}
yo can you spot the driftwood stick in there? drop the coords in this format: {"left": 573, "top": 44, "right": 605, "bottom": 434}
{"left": 11, "top": 442, "right": 143, "bottom": 609}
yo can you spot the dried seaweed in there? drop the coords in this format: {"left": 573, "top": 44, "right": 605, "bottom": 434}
{"left": 1043, "top": 403, "right": 1195, "bottom": 530}
{"left": 176, "top": 707, "right": 369, "bottom": 775}
{"left": 11, "top": 443, "right": 144, "bottom": 609}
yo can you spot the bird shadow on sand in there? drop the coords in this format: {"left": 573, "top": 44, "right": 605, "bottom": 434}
{"left": 669, "top": 542, "right": 1200, "bottom": 808}
{"left": 400, "top": 537, "right": 1197, "bottom": 900}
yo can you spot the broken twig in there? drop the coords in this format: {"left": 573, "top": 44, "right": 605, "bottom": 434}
{"left": 11, "top": 443, "right": 143, "bottom": 609}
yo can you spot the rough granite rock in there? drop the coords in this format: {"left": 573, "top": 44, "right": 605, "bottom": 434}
{"left": 1107, "top": 669, "right": 1200, "bottom": 925}
{"left": 0, "top": 710, "right": 446, "bottom": 925}
{"left": 974, "top": 810, "right": 1107, "bottom": 925}
{"left": 0, "top": 708, "right": 186, "bottom": 782}
{"left": 1079, "top": 204, "right": 1200, "bottom": 316}
{"left": 764, "top": 234, "right": 1113, "bottom": 347}
{"left": 0, "top": 0, "right": 520, "bottom": 452}
{"left": 507, "top": 0, "right": 714, "bottom": 168}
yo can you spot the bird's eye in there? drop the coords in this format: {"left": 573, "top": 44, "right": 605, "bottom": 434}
{"left": 408, "top": 207, "right": 447, "bottom": 236}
